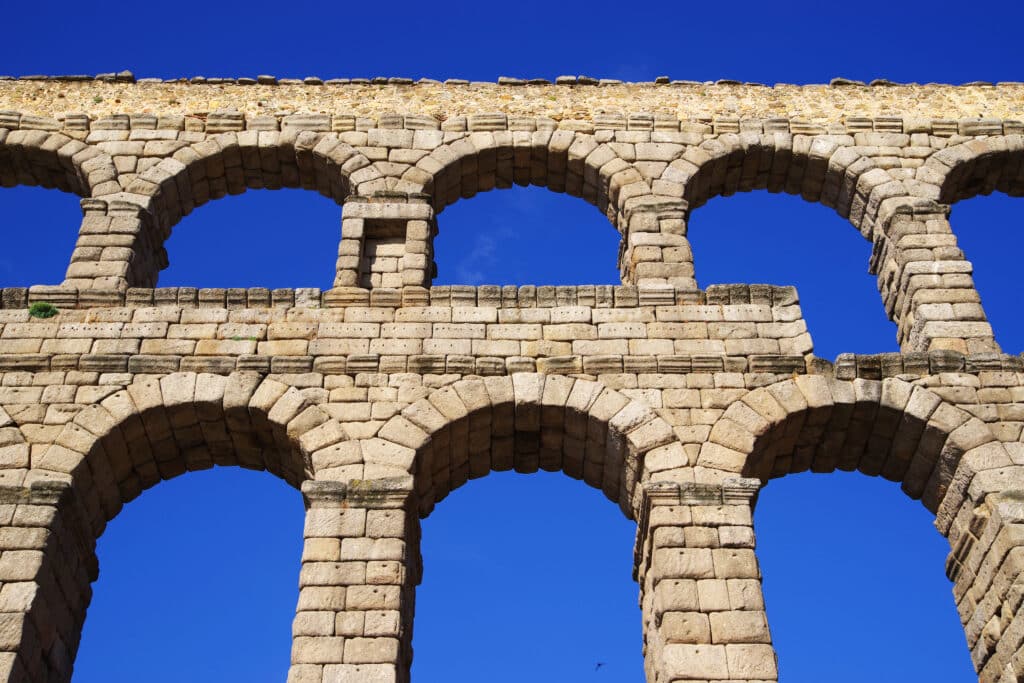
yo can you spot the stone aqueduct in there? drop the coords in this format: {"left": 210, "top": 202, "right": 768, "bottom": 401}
{"left": 0, "top": 74, "right": 1022, "bottom": 681}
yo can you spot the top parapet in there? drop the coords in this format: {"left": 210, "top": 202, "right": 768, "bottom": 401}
{"left": 1, "top": 74, "right": 1023, "bottom": 125}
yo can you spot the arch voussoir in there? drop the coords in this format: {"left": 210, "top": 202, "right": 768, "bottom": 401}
{"left": 1, "top": 129, "right": 100, "bottom": 195}
{"left": 362, "top": 375, "right": 681, "bottom": 519}
{"left": 49, "top": 373, "right": 326, "bottom": 523}
{"left": 700, "top": 377, "right": 982, "bottom": 516}
{"left": 884, "top": 384, "right": 943, "bottom": 482}
{"left": 926, "top": 135, "right": 1024, "bottom": 204}
{"left": 377, "top": 415, "right": 430, "bottom": 451}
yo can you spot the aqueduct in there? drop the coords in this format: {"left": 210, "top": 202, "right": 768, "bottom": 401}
{"left": 0, "top": 74, "right": 1023, "bottom": 681}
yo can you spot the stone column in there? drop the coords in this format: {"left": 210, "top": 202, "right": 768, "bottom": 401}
{"left": 872, "top": 201, "right": 997, "bottom": 354}
{"left": 335, "top": 198, "right": 435, "bottom": 290}
{"left": 291, "top": 479, "right": 420, "bottom": 683}
{"left": 64, "top": 196, "right": 166, "bottom": 290}
{"left": 0, "top": 481, "right": 97, "bottom": 683}
{"left": 635, "top": 479, "right": 776, "bottom": 682}
{"left": 945, "top": 489, "right": 1024, "bottom": 682}
{"left": 620, "top": 198, "right": 696, "bottom": 289}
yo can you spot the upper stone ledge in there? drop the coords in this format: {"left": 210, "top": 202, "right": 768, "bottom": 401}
{"left": 0, "top": 283, "right": 796, "bottom": 311}
{"left": 1, "top": 75, "right": 1022, "bottom": 124}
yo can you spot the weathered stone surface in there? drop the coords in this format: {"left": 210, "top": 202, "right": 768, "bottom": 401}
{"left": 1, "top": 76, "right": 1023, "bottom": 683}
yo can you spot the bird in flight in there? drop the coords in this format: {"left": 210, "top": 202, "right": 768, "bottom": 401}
{"left": 595, "top": 662, "right": 606, "bottom": 671}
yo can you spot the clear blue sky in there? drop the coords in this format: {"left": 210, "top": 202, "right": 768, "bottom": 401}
{"left": 2, "top": 1, "right": 1022, "bottom": 680}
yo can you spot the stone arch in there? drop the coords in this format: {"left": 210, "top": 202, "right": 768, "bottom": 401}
{"left": 694, "top": 375, "right": 1005, "bottom": 516}
{"left": 673, "top": 133, "right": 907, "bottom": 238}
{"left": 0, "top": 129, "right": 115, "bottom": 285}
{"left": 4, "top": 372, "right": 349, "bottom": 682}
{"left": 399, "top": 130, "right": 674, "bottom": 286}
{"left": 693, "top": 375, "right": 1022, "bottom": 682}
{"left": 33, "top": 372, "right": 347, "bottom": 538}
{"left": 116, "top": 131, "right": 369, "bottom": 238}
{"left": 922, "top": 135, "right": 1024, "bottom": 204}
{"left": 408, "top": 130, "right": 651, "bottom": 227}
{"left": 66, "top": 132, "right": 374, "bottom": 289}
{"left": 672, "top": 133, "right": 997, "bottom": 353}
{"left": 366, "top": 373, "right": 681, "bottom": 519}
{"left": 889, "top": 136, "right": 1024, "bottom": 354}
{"left": 0, "top": 127, "right": 113, "bottom": 197}
{"left": 0, "top": 128, "right": 124, "bottom": 289}
{"left": 632, "top": 132, "right": 925, "bottom": 296}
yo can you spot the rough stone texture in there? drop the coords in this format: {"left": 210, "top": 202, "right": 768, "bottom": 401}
{"left": 2, "top": 78, "right": 1023, "bottom": 123}
{"left": 0, "top": 77, "right": 1022, "bottom": 682}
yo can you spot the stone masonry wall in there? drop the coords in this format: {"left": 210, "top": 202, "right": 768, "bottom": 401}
{"left": 0, "top": 76, "right": 1022, "bottom": 682}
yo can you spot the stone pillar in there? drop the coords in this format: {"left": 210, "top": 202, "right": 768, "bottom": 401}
{"left": 291, "top": 479, "right": 420, "bottom": 683}
{"left": 946, "top": 489, "right": 1024, "bottom": 682}
{"left": 0, "top": 481, "right": 97, "bottom": 683}
{"left": 335, "top": 199, "right": 435, "bottom": 289}
{"left": 64, "top": 196, "right": 165, "bottom": 290}
{"left": 620, "top": 198, "right": 696, "bottom": 289}
{"left": 635, "top": 479, "right": 776, "bottom": 682}
{"left": 872, "top": 201, "right": 997, "bottom": 354}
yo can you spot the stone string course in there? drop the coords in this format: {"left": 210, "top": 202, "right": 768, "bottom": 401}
{"left": 0, "top": 77, "right": 1023, "bottom": 682}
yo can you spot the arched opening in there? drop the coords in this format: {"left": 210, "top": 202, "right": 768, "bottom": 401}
{"left": 948, "top": 192, "right": 1023, "bottom": 352}
{"left": 377, "top": 375, "right": 672, "bottom": 679}
{"left": 418, "top": 130, "right": 657, "bottom": 287}
{"left": 111, "top": 131, "right": 363, "bottom": 289}
{"left": 0, "top": 185, "right": 82, "bottom": 286}
{"left": 158, "top": 188, "right": 341, "bottom": 289}
{"left": 8, "top": 374, "right": 340, "bottom": 681}
{"left": 929, "top": 139, "right": 1024, "bottom": 353}
{"left": 688, "top": 191, "right": 898, "bottom": 359}
{"left": 412, "top": 470, "right": 642, "bottom": 681}
{"left": 421, "top": 131, "right": 629, "bottom": 224}
{"left": 704, "top": 376, "right": 978, "bottom": 511}
{"left": 755, "top": 471, "right": 974, "bottom": 682}
{"left": 73, "top": 467, "right": 304, "bottom": 682}
{"left": 936, "top": 142, "right": 1024, "bottom": 206}
{"left": 433, "top": 185, "right": 621, "bottom": 285}
{"left": 388, "top": 375, "right": 672, "bottom": 519}
{"left": 698, "top": 376, "right": 989, "bottom": 680}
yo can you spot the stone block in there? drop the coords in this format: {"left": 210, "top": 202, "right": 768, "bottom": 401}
{"left": 710, "top": 610, "right": 770, "bottom": 643}
{"left": 725, "top": 643, "right": 778, "bottom": 679}
{"left": 292, "top": 636, "right": 346, "bottom": 664}
{"left": 346, "top": 586, "right": 401, "bottom": 611}
{"left": 661, "top": 611, "right": 711, "bottom": 644}
{"left": 697, "top": 579, "right": 731, "bottom": 612}
{"left": 663, "top": 643, "right": 728, "bottom": 679}
{"left": 304, "top": 508, "right": 367, "bottom": 538}
{"left": 711, "top": 549, "right": 760, "bottom": 578}
{"left": 293, "top": 611, "right": 335, "bottom": 637}
{"left": 297, "top": 586, "right": 347, "bottom": 611}
{"left": 323, "top": 664, "right": 397, "bottom": 683}
{"left": 300, "top": 562, "right": 366, "bottom": 588}
{"left": 653, "top": 548, "right": 715, "bottom": 580}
